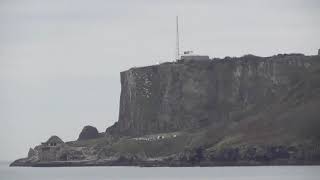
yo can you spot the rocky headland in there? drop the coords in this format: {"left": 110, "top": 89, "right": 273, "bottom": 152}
{"left": 11, "top": 53, "right": 320, "bottom": 167}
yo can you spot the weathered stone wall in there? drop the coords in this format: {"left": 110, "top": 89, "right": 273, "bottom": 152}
{"left": 107, "top": 54, "right": 320, "bottom": 136}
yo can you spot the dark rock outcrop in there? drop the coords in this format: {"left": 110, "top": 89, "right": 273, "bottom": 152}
{"left": 27, "top": 148, "right": 36, "bottom": 158}
{"left": 78, "top": 126, "right": 99, "bottom": 140}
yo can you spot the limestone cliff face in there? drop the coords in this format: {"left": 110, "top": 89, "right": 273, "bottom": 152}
{"left": 107, "top": 54, "right": 320, "bottom": 136}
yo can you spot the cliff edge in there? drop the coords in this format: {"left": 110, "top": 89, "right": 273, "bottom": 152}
{"left": 11, "top": 53, "right": 320, "bottom": 167}
{"left": 107, "top": 54, "right": 320, "bottom": 137}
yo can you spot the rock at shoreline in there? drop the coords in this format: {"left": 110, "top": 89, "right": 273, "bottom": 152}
{"left": 78, "top": 126, "right": 99, "bottom": 141}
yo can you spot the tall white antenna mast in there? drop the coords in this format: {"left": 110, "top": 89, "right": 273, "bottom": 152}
{"left": 176, "top": 16, "right": 180, "bottom": 61}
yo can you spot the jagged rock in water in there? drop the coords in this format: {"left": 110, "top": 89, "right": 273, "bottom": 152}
{"left": 78, "top": 125, "right": 99, "bottom": 140}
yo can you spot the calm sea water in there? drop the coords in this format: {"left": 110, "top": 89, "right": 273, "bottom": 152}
{"left": 1, "top": 161, "right": 319, "bottom": 180}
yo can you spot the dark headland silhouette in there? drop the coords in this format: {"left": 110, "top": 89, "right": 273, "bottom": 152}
{"left": 11, "top": 52, "right": 320, "bottom": 167}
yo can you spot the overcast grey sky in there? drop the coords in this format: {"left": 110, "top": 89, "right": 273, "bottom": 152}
{"left": 0, "top": 0, "right": 319, "bottom": 161}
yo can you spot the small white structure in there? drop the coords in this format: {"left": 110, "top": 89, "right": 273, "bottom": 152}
{"left": 180, "top": 55, "right": 210, "bottom": 61}
{"left": 179, "top": 51, "right": 210, "bottom": 61}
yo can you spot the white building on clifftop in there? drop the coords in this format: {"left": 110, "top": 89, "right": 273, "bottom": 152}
{"left": 179, "top": 51, "right": 210, "bottom": 61}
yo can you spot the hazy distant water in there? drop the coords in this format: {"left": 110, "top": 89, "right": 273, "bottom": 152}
{"left": 1, "top": 161, "right": 320, "bottom": 180}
